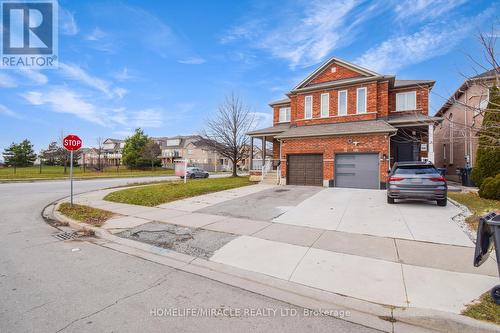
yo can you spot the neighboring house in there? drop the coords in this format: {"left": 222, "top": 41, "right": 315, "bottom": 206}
{"left": 433, "top": 69, "right": 497, "bottom": 182}
{"left": 78, "top": 147, "right": 100, "bottom": 167}
{"left": 102, "top": 138, "right": 124, "bottom": 166}
{"left": 159, "top": 135, "right": 232, "bottom": 171}
{"left": 248, "top": 56, "right": 440, "bottom": 189}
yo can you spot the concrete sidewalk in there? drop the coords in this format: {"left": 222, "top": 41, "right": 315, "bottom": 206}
{"left": 68, "top": 184, "right": 499, "bottom": 316}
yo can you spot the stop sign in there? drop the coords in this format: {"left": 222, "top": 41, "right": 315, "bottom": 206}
{"left": 63, "top": 135, "right": 82, "bottom": 151}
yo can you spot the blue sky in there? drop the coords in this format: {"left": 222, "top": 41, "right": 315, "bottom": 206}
{"left": 0, "top": 0, "right": 498, "bottom": 156}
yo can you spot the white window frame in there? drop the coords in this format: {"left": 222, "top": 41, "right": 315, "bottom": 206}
{"left": 395, "top": 91, "right": 417, "bottom": 111}
{"left": 338, "top": 90, "right": 347, "bottom": 116}
{"left": 304, "top": 95, "right": 312, "bottom": 119}
{"left": 279, "top": 107, "right": 291, "bottom": 123}
{"left": 320, "top": 93, "right": 329, "bottom": 118}
{"left": 356, "top": 87, "right": 367, "bottom": 114}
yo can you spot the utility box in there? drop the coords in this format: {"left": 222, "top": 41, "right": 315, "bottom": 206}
{"left": 474, "top": 212, "right": 500, "bottom": 304}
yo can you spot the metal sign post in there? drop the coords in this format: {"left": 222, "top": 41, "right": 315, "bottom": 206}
{"left": 63, "top": 134, "right": 82, "bottom": 207}
{"left": 70, "top": 150, "right": 74, "bottom": 206}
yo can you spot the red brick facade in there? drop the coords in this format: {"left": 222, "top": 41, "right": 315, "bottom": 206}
{"left": 307, "top": 62, "right": 362, "bottom": 86}
{"left": 280, "top": 134, "right": 390, "bottom": 184}
{"left": 265, "top": 59, "right": 432, "bottom": 187}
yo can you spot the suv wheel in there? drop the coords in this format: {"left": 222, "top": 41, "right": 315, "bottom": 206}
{"left": 190, "top": 174, "right": 196, "bottom": 179}
{"left": 387, "top": 197, "right": 395, "bottom": 204}
{"left": 437, "top": 199, "right": 447, "bottom": 206}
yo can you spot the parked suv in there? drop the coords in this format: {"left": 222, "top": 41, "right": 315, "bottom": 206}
{"left": 181, "top": 167, "right": 209, "bottom": 179}
{"left": 387, "top": 162, "right": 447, "bottom": 206}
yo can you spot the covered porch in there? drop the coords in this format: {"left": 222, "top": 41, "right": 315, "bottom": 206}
{"left": 247, "top": 124, "right": 288, "bottom": 183}
{"left": 386, "top": 113, "right": 442, "bottom": 166}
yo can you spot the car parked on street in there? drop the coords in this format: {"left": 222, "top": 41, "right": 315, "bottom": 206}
{"left": 387, "top": 162, "right": 447, "bottom": 206}
{"left": 180, "top": 167, "right": 209, "bottom": 179}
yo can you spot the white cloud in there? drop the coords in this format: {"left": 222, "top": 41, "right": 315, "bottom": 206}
{"left": 0, "top": 104, "right": 20, "bottom": 118}
{"left": 394, "top": 0, "right": 468, "bottom": 21}
{"left": 221, "top": 0, "right": 375, "bottom": 68}
{"left": 130, "top": 109, "right": 163, "bottom": 128}
{"left": 21, "top": 86, "right": 164, "bottom": 129}
{"left": 22, "top": 88, "right": 106, "bottom": 125}
{"left": 17, "top": 68, "right": 48, "bottom": 85}
{"left": 112, "top": 129, "right": 135, "bottom": 138}
{"left": 113, "top": 67, "right": 134, "bottom": 81}
{"left": 60, "top": 7, "right": 79, "bottom": 35}
{"left": 178, "top": 57, "right": 207, "bottom": 65}
{"left": 58, "top": 63, "right": 126, "bottom": 99}
{"left": 85, "top": 27, "right": 107, "bottom": 41}
{"left": 59, "top": 63, "right": 111, "bottom": 96}
{"left": 355, "top": 8, "right": 492, "bottom": 73}
{"left": 0, "top": 73, "right": 18, "bottom": 88}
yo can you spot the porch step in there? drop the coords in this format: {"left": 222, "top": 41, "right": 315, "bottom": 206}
{"left": 260, "top": 171, "right": 279, "bottom": 185}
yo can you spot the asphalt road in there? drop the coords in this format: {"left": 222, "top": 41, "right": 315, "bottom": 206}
{"left": 0, "top": 176, "right": 379, "bottom": 332}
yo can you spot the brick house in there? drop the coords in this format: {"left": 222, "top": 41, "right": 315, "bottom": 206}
{"left": 159, "top": 135, "right": 232, "bottom": 171}
{"left": 248, "top": 57, "right": 440, "bottom": 189}
{"left": 433, "top": 69, "right": 497, "bottom": 182}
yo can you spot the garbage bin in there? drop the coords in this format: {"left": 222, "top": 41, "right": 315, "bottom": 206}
{"left": 473, "top": 212, "right": 500, "bottom": 304}
{"left": 437, "top": 168, "right": 446, "bottom": 177}
{"left": 460, "top": 167, "right": 475, "bottom": 187}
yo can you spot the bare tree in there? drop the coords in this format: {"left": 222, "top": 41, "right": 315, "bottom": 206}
{"left": 202, "top": 93, "right": 255, "bottom": 177}
{"left": 96, "top": 137, "right": 104, "bottom": 171}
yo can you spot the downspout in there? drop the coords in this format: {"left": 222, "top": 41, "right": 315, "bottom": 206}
{"left": 278, "top": 138, "right": 283, "bottom": 185}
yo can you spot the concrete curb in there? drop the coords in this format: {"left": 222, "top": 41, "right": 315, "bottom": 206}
{"left": 45, "top": 200, "right": 500, "bottom": 333}
{"left": 448, "top": 197, "right": 477, "bottom": 243}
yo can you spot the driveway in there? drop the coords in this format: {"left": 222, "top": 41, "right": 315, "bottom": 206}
{"left": 274, "top": 188, "right": 473, "bottom": 247}
{"left": 199, "top": 186, "right": 472, "bottom": 247}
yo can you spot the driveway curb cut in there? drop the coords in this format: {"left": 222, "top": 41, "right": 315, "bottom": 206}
{"left": 45, "top": 200, "right": 500, "bottom": 333}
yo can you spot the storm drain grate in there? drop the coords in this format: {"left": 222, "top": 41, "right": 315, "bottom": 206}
{"left": 274, "top": 189, "right": 290, "bottom": 193}
{"left": 52, "top": 231, "right": 78, "bottom": 241}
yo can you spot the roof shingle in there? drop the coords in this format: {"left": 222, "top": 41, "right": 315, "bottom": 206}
{"left": 274, "top": 120, "right": 396, "bottom": 139}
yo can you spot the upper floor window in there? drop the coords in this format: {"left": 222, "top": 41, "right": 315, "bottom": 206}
{"left": 357, "top": 87, "right": 367, "bottom": 114}
{"left": 338, "top": 90, "right": 347, "bottom": 116}
{"left": 320, "top": 93, "right": 329, "bottom": 118}
{"left": 396, "top": 91, "right": 416, "bottom": 111}
{"left": 304, "top": 95, "right": 312, "bottom": 119}
{"left": 279, "top": 107, "right": 291, "bottom": 123}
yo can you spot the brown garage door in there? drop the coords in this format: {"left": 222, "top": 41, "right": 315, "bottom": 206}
{"left": 287, "top": 154, "right": 323, "bottom": 186}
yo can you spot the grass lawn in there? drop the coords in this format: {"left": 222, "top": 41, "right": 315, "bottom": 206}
{"left": 448, "top": 192, "right": 500, "bottom": 231}
{"left": 0, "top": 165, "right": 174, "bottom": 180}
{"left": 104, "top": 176, "right": 255, "bottom": 206}
{"left": 462, "top": 292, "right": 500, "bottom": 325}
{"left": 58, "top": 202, "right": 114, "bottom": 226}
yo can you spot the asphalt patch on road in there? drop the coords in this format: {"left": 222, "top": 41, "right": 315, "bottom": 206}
{"left": 117, "top": 222, "right": 236, "bottom": 259}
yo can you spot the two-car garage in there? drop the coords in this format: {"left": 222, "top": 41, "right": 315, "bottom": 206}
{"left": 286, "top": 153, "right": 380, "bottom": 189}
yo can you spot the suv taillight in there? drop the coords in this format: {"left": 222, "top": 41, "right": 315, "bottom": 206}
{"left": 430, "top": 176, "right": 446, "bottom": 182}
{"left": 388, "top": 176, "right": 405, "bottom": 182}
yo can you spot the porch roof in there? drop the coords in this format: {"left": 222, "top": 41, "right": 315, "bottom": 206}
{"left": 274, "top": 120, "right": 396, "bottom": 139}
{"left": 247, "top": 123, "right": 290, "bottom": 137}
{"left": 386, "top": 113, "right": 442, "bottom": 127}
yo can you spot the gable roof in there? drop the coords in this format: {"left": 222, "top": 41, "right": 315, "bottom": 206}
{"left": 435, "top": 68, "right": 498, "bottom": 116}
{"left": 292, "top": 56, "right": 381, "bottom": 91}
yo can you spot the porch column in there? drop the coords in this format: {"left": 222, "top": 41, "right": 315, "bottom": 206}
{"left": 428, "top": 124, "right": 434, "bottom": 163}
{"left": 249, "top": 137, "right": 254, "bottom": 170}
{"left": 261, "top": 136, "right": 266, "bottom": 164}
